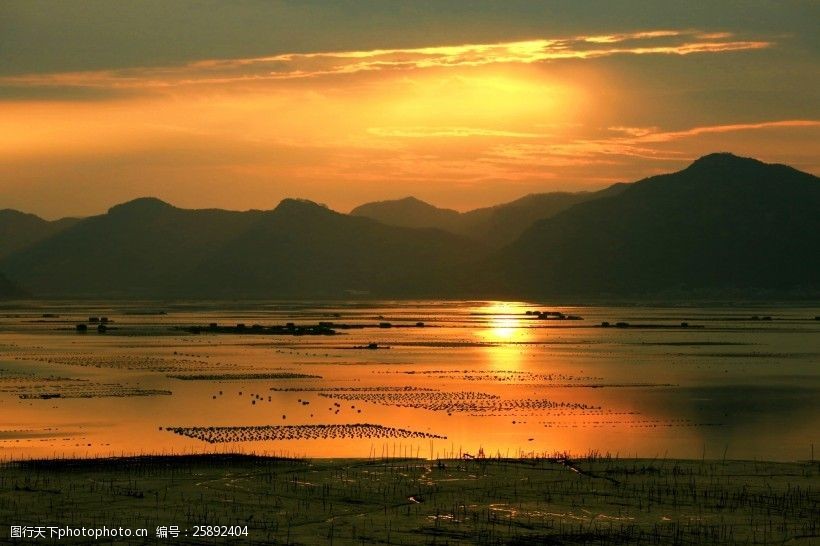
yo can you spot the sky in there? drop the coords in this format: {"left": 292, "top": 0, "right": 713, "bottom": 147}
{"left": 1, "top": 1, "right": 818, "bottom": 218}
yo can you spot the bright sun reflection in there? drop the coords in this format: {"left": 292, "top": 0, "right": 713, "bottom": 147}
{"left": 477, "top": 302, "right": 533, "bottom": 370}
{"left": 491, "top": 316, "right": 519, "bottom": 341}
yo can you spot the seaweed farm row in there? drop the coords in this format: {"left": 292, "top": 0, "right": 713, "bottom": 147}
{"left": 164, "top": 424, "right": 447, "bottom": 443}
{"left": 316, "top": 391, "right": 601, "bottom": 413}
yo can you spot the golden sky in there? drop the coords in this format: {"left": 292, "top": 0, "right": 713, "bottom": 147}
{"left": 1, "top": 1, "right": 818, "bottom": 218}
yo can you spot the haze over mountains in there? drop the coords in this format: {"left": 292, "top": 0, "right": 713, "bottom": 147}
{"left": 0, "top": 153, "right": 817, "bottom": 300}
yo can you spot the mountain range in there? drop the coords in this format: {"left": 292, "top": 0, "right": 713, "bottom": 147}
{"left": 0, "top": 197, "right": 480, "bottom": 298}
{"left": 0, "top": 153, "right": 817, "bottom": 300}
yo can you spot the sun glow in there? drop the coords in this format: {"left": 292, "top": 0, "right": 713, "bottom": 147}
{"left": 476, "top": 302, "right": 534, "bottom": 370}
{"left": 374, "top": 71, "right": 580, "bottom": 130}
{"left": 490, "top": 316, "right": 520, "bottom": 342}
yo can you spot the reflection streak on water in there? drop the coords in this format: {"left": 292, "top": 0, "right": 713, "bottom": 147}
{"left": 477, "top": 302, "right": 535, "bottom": 370}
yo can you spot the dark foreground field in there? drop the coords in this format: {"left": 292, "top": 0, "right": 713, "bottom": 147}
{"left": 0, "top": 454, "right": 818, "bottom": 545}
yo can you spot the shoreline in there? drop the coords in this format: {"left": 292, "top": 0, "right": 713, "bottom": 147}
{"left": 2, "top": 452, "right": 818, "bottom": 465}
{"left": 2, "top": 454, "right": 817, "bottom": 544}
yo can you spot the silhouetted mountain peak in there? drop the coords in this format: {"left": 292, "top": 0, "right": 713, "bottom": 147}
{"left": 108, "top": 197, "right": 176, "bottom": 216}
{"left": 272, "top": 198, "right": 332, "bottom": 217}
{"left": 685, "top": 152, "right": 766, "bottom": 173}
{"left": 353, "top": 196, "right": 448, "bottom": 212}
{"left": 652, "top": 152, "right": 811, "bottom": 192}
{"left": 350, "top": 196, "right": 460, "bottom": 228}
{"left": 393, "top": 196, "right": 438, "bottom": 208}
{"left": 0, "top": 209, "right": 40, "bottom": 221}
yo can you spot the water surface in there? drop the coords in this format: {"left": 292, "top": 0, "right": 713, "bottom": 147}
{"left": 1, "top": 301, "right": 817, "bottom": 461}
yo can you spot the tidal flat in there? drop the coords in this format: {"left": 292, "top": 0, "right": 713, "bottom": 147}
{"left": 0, "top": 454, "right": 817, "bottom": 544}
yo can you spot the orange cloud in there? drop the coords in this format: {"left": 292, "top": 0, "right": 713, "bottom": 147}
{"left": 636, "top": 120, "right": 820, "bottom": 143}
{"left": 582, "top": 30, "right": 683, "bottom": 43}
{"left": 367, "top": 127, "right": 551, "bottom": 139}
{"left": 0, "top": 29, "right": 772, "bottom": 91}
{"left": 487, "top": 120, "right": 820, "bottom": 162}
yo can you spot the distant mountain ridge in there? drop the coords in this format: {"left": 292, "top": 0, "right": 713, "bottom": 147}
{"left": 0, "top": 197, "right": 482, "bottom": 298}
{"left": 351, "top": 186, "right": 626, "bottom": 246}
{"left": 1, "top": 153, "right": 817, "bottom": 300}
{"left": 182, "top": 198, "right": 483, "bottom": 298}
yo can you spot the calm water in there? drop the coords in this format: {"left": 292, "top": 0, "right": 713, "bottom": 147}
{"left": 0, "top": 301, "right": 817, "bottom": 461}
